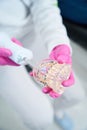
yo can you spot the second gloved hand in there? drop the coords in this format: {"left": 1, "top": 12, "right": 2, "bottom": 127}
{"left": 42, "top": 44, "right": 75, "bottom": 98}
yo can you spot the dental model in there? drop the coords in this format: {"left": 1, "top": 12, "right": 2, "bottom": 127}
{"left": 33, "top": 59, "right": 71, "bottom": 95}
{"left": 0, "top": 33, "right": 33, "bottom": 65}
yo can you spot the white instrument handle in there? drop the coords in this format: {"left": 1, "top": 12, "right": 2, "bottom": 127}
{"left": 0, "top": 33, "right": 33, "bottom": 65}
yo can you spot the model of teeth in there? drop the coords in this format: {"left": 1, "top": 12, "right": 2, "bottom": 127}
{"left": 33, "top": 59, "right": 71, "bottom": 94}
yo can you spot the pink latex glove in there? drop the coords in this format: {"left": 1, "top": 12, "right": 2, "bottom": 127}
{"left": 0, "top": 38, "right": 22, "bottom": 66}
{"left": 42, "top": 44, "right": 75, "bottom": 98}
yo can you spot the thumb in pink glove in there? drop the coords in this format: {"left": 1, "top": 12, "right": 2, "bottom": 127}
{"left": 0, "top": 38, "right": 22, "bottom": 66}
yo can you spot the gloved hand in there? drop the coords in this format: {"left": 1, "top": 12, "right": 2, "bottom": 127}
{"left": 30, "top": 44, "right": 75, "bottom": 98}
{"left": 0, "top": 38, "right": 22, "bottom": 66}
{"left": 42, "top": 44, "right": 75, "bottom": 98}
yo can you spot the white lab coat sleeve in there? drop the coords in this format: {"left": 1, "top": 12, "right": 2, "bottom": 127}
{"left": 31, "top": 0, "right": 72, "bottom": 54}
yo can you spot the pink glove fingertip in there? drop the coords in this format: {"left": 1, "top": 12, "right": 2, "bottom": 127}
{"left": 29, "top": 71, "right": 33, "bottom": 76}
{"left": 0, "top": 57, "right": 19, "bottom": 66}
{"left": 0, "top": 48, "right": 12, "bottom": 57}
{"left": 42, "top": 86, "right": 52, "bottom": 94}
{"left": 49, "top": 90, "right": 61, "bottom": 98}
{"left": 11, "top": 38, "right": 22, "bottom": 46}
{"left": 62, "top": 72, "right": 75, "bottom": 87}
